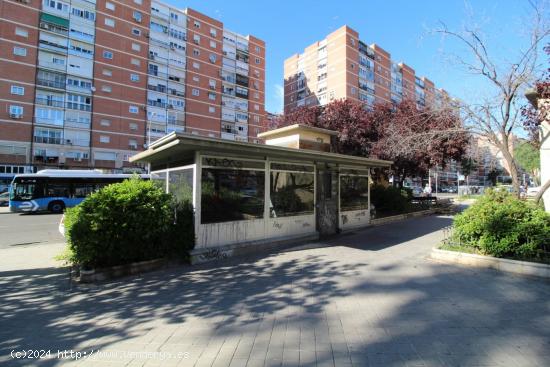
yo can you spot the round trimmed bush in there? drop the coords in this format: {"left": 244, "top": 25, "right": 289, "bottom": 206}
{"left": 452, "top": 189, "right": 550, "bottom": 260}
{"left": 65, "top": 178, "right": 194, "bottom": 269}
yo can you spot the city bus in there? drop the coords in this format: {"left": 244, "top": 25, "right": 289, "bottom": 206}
{"left": 9, "top": 170, "right": 148, "bottom": 213}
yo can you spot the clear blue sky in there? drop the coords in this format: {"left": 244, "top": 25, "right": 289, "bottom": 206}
{"left": 163, "top": 0, "right": 545, "bottom": 113}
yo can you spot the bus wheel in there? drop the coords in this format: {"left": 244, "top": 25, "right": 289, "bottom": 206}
{"left": 48, "top": 201, "right": 65, "bottom": 214}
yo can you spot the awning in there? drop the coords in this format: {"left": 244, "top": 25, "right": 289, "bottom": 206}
{"left": 40, "top": 12, "right": 69, "bottom": 29}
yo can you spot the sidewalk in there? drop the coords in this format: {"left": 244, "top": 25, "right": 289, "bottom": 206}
{"left": 1, "top": 214, "right": 549, "bottom": 367}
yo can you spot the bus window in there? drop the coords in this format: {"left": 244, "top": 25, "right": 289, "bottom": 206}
{"left": 47, "top": 184, "right": 69, "bottom": 198}
{"left": 74, "top": 184, "right": 94, "bottom": 198}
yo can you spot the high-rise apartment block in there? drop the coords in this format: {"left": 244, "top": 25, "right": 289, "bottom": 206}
{"left": 0, "top": 0, "right": 265, "bottom": 174}
{"left": 284, "top": 25, "right": 448, "bottom": 114}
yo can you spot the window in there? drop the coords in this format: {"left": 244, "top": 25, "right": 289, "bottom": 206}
{"left": 13, "top": 47, "right": 26, "bottom": 56}
{"left": 210, "top": 40, "right": 217, "bottom": 49}
{"left": 208, "top": 92, "right": 216, "bottom": 101}
{"left": 105, "top": 2, "right": 115, "bottom": 10}
{"left": 100, "top": 135, "right": 110, "bottom": 143}
{"left": 15, "top": 27, "right": 28, "bottom": 38}
{"left": 209, "top": 79, "right": 216, "bottom": 89}
{"left": 194, "top": 21, "right": 200, "bottom": 28}
{"left": 192, "top": 76, "right": 199, "bottom": 82}
{"left": 270, "top": 163, "right": 315, "bottom": 217}
{"left": 192, "top": 89, "right": 199, "bottom": 96}
{"left": 129, "top": 105, "right": 139, "bottom": 114}
{"left": 104, "top": 18, "right": 115, "bottom": 27}
{"left": 255, "top": 46, "right": 261, "bottom": 53}
{"left": 9, "top": 105, "right": 23, "bottom": 117}
{"left": 131, "top": 58, "right": 140, "bottom": 66}
{"left": 101, "top": 85, "right": 112, "bottom": 93}
{"left": 129, "top": 122, "right": 138, "bottom": 130}
{"left": 208, "top": 106, "right": 215, "bottom": 113}
{"left": 193, "top": 49, "right": 200, "bottom": 56}
{"left": 193, "top": 34, "right": 200, "bottom": 44}
{"left": 131, "top": 43, "right": 141, "bottom": 52}
{"left": 133, "top": 11, "right": 142, "bottom": 22}
{"left": 10, "top": 86, "right": 24, "bottom": 95}
{"left": 129, "top": 139, "right": 137, "bottom": 149}
{"left": 134, "top": 0, "right": 142, "bottom": 4}
{"left": 100, "top": 119, "right": 111, "bottom": 126}
{"left": 103, "top": 50, "right": 113, "bottom": 59}
{"left": 130, "top": 74, "right": 139, "bottom": 82}
{"left": 209, "top": 28, "right": 217, "bottom": 37}
{"left": 132, "top": 28, "right": 141, "bottom": 36}
{"left": 254, "top": 104, "right": 259, "bottom": 111}
{"left": 255, "top": 57, "right": 260, "bottom": 64}
{"left": 102, "top": 69, "right": 112, "bottom": 76}
{"left": 192, "top": 62, "right": 200, "bottom": 69}
{"left": 209, "top": 54, "right": 217, "bottom": 63}
{"left": 254, "top": 115, "right": 259, "bottom": 123}
{"left": 201, "top": 159, "right": 265, "bottom": 224}
{"left": 340, "top": 175, "right": 369, "bottom": 211}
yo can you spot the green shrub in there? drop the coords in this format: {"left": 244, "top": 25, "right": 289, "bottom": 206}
{"left": 65, "top": 178, "right": 194, "bottom": 269}
{"left": 370, "top": 184, "right": 411, "bottom": 215}
{"left": 452, "top": 189, "right": 550, "bottom": 260}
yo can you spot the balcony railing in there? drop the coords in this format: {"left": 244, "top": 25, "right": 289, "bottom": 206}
{"left": 38, "top": 60, "right": 66, "bottom": 71}
{"left": 34, "top": 117, "right": 64, "bottom": 127}
{"left": 39, "top": 40, "right": 68, "bottom": 53}
{"left": 168, "top": 89, "right": 184, "bottom": 97}
{"left": 66, "top": 103, "right": 91, "bottom": 112}
{"left": 33, "top": 136, "right": 63, "bottom": 145}
{"left": 147, "top": 84, "right": 167, "bottom": 93}
{"left": 147, "top": 70, "right": 169, "bottom": 79}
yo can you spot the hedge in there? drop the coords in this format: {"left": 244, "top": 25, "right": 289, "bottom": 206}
{"left": 452, "top": 189, "right": 550, "bottom": 260}
{"left": 65, "top": 177, "right": 194, "bottom": 269}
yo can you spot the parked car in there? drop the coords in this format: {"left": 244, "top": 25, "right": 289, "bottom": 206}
{"left": 411, "top": 187, "right": 424, "bottom": 197}
{"left": 0, "top": 191, "right": 9, "bottom": 207}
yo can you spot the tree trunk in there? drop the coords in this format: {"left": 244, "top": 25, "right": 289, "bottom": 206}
{"left": 500, "top": 144, "right": 521, "bottom": 196}
{"left": 534, "top": 178, "right": 550, "bottom": 205}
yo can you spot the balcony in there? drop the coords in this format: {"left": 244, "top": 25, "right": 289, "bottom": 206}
{"left": 167, "top": 88, "right": 184, "bottom": 97}
{"left": 147, "top": 100, "right": 167, "bottom": 108}
{"left": 35, "top": 97, "right": 65, "bottom": 108}
{"left": 151, "top": 10, "right": 170, "bottom": 21}
{"left": 147, "top": 70, "right": 169, "bottom": 79}
{"left": 36, "top": 77, "right": 66, "bottom": 89}
{"left": 147, "top": 84, "right": 167, "bottom": 93}
{"left": 149, "top": 53, "right": 168, "bottom": 64}
{"left": 34, "top": 117, "right": 64, "bottom": 127}
{"left": 39, "top": 40, "right": 68, "bottom": 54}
{"left": 38, "top": 60, "right": 66, "bottom": 72}
{"left": 66, "top": 103, "right": 91, "bottom": 112}
{"left": 33, "top": 136, "right": 63, "bottom": 145}
{"left": 236, "top": 74, "right": 249, "bottom": 87}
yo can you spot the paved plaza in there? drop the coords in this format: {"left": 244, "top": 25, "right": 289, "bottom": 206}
{"left": 0, "top": 214, "right": 549, "bottom": 366}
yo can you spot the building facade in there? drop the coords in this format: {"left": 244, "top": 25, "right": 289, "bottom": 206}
{"left": 283, "top": 25, "right": 448, "bottom": 114}
{"left": 0, "top": 0, "right": 265, "bottom": 175}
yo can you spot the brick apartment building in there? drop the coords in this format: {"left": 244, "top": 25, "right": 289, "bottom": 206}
{"left": 283, "top": 25, "right": 448, "bottom": 114}
{"left": 0, "top": 0, "right": 266, "bottom": 175}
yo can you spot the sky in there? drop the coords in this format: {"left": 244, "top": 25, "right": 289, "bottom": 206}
{"left": 162, "top": 0, "right": 547, "bottom": 113}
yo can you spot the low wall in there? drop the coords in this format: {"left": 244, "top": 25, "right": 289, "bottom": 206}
{"left": 430, "top": 247, "right": 550, "bottom": 279}
{"left": 369, "top": 209, "right": 435, "bottom": 227}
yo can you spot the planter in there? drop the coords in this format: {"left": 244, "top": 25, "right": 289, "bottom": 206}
{"left": 78, "top": 258, "right": 175, "bottom": 283}
{"left": 370, "top": 209, "right": 435, "bottom": 227}
{"left": 430, "top": 247, "right": 550, "bottom": 280}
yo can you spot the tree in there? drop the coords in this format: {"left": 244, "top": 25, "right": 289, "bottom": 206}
{"left": 515, "top": 140, "right": 541, "bottom": 184}
{"left": 434, "top": 2, "right": 550, "bottom": 196}
{"left": 285, "top": 99, "right": 468, "bottom": 186}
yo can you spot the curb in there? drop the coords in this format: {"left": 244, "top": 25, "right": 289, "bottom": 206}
{"left": 430, "top": 247, "right": 550, "bottom": 280}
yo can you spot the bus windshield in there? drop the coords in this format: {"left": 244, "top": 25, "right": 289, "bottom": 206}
{"left": 10, "top": 181, "right": 36, "bottom": 201}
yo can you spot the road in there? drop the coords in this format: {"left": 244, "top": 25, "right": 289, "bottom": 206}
{"left": 0, "top": 212, "right": 63, "bottom": 249}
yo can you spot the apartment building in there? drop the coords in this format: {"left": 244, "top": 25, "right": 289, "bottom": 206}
{"left": 0, "top": 0, "right": 265, "bottom": 174}
{"left": 284, "top": 25, "right": 448, "bottom": 114}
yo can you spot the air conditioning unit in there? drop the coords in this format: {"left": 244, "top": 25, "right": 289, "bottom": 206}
{"left": 10, "top": 113, "right": 22, "bottom": 119}
{"left": 90, "top": 86, "right": 96, "bottom": 92}
{"left": 167, "top": 104, "right": 174, "bottom": 109}
{"left": 66, "top": 139, "right": 72, "bottom": 145}
{"left": 209, "top": 85, "right": 216, "bottom": 90}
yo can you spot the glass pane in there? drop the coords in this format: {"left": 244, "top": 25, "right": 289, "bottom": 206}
{"left": 270, "top": 172, "right": 314, "bottom": 217}
{"left": 150, "top": 171, "right": 167, "bottom": 190}
{"left": 74, "top": 184, "right": 94, "bottom": 198}
{"left": 47, "top": 184, "right": 69, "bottom": 197}
{"left": 168, "top": 168, "right": 193, "bottom": 203}
{"left": 202, "top": 156, "right": 265, "bottom": 170}
{"left": 340, "top": 176, "right": 369, "bottom": 211}
{"left": 201, "top": 168, "right": 264, "bottom": 224}
{"left": 271, "top": 162, "right": 314, "bottom": 172}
